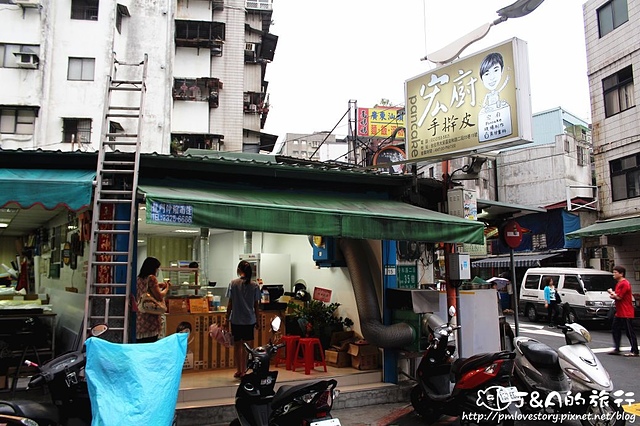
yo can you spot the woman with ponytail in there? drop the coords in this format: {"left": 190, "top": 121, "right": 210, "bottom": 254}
{"left": 225, "top": 260, "right": 261, "bottom": 378}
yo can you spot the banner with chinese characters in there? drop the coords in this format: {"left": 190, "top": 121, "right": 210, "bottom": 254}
{"left": 356, "top": 106, "right": 405, "bottom": 139}
{"left": 405, "top": 38, "right": 532, "bottom": 161}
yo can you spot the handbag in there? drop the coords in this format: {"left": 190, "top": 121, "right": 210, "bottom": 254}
{"left": 209, "top": 323, "right": 233, "bottom": 348}
{"left": 137, "top": 292, "right": 167, "bottom": 315}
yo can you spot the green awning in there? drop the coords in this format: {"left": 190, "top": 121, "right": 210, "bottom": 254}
{"left": 0, "top": 169, "right": 96, "bottom": 211}
{"left": 566, "top": 217, "right": 640, "bottom": 239}
{"left": 138, "top": 184, "right": 485, "bottom": 243}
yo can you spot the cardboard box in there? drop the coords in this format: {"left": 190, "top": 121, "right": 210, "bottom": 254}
{"left": 347, "top": 343, "right": 380, "bottom": 370}
{"left": 330, "top": 331, "right": 360, "bottom": 352}
{"left": 325, "top": 349, "right": 351, "bottom": 367}
{"left": 167, "top": 298, "right": 189, "bottom": 314}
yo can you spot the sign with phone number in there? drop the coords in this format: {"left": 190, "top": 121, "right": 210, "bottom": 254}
{"left": 148, "top": 201, "right": 194, "bottom": 224}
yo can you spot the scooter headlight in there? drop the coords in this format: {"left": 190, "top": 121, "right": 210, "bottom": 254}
{"left": 580, "top": 328, "right": 592, "bottom": 343}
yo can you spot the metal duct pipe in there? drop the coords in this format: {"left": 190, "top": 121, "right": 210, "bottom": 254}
{"left": 339, "top": 238, "right": 414, "bottom": 349}
{"left": 199, "top": 228, "right": 210, "bottom": 285}
{"left": 243, "top": 231, "right": 252, "bottom": 254}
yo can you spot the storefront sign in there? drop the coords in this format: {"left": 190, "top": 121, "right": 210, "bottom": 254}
{"left": 357, "top": 106, "right": 405, "bottom": 139}
{"left": 313, "top": 287, "right": 332, "bottom": 303}
{"left": 148, "top": 201, "right": 194, "bottom": 225}
{"left": 405, "top": 38, "right": 532, "bottom": 161}
{"left": 397, "top": 264, "right": 418, "bottom": 289}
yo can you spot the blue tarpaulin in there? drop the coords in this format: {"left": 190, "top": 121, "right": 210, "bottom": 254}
{"left": 85, "top": 333, "right": 188, "bottom": 426}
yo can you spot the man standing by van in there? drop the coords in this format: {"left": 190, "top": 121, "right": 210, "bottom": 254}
{"left": 608, "top": 265, "right": 639, "bottom": 357}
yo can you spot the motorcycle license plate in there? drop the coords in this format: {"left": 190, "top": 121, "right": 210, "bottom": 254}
{"left": 310, "top": 419, "right": 341, "bottom": 426}
{"left": 497, "top": 386, "right": 521, "bottom": 403}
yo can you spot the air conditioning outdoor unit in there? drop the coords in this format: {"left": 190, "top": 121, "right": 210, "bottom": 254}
{"left": 248, "top": 104, "right": 257, "bottom": 112}
{"left": 13, "top": 52, "right": 39, "bottom": 69}
{"left": 245, "top": 43, "right": 255, "bottom": 52}
{"left": 12, "top": 0, "right": 40, "bottom": 7}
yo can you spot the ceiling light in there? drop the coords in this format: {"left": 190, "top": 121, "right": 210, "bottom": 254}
{"left": 173, "top": 229, "right": 199, "bottom": 234}
{"left": 0, "top": 223, "right": 8, "bottom": 228}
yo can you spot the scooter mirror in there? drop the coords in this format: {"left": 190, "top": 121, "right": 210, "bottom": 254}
{"left": 448, "top": 306, "right": 456, "bottom": 319}
{"left": 271, "top": 316, "right": 281, "bottom": 332}
{"left": 91, "top": 324, "right": 109, "bottom": 337}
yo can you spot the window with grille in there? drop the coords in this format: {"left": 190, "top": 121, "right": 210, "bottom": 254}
{"left": 71, "top": 0, "right": 99, "bottom": 21}
{"left": 0, "top": 108, "right": 36, "bottom": 135}
{"left": 597, "top": 0, "right": 628, "bottom": 37}
{"left": 68, "top": 57, "right": 95, "bottom": 81}
{"left": 610, "top": 153, "right": 640, "bottom": 201}
{"left": 603, "top": 66, "right": 634, "bottom": 117}
{"left": 63, "top": 118, "right": 92, "bottom": 144}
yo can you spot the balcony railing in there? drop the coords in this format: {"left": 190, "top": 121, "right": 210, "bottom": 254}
{"left": 245, "top": 0, "right": 272, "bottom": 11}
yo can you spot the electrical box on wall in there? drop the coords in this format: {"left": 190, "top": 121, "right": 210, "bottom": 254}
{"left": 311, "top": 236, "right": 345, "bottom": 267}
{"left": 448, "top": 253, "right": 470, "bottom": 280}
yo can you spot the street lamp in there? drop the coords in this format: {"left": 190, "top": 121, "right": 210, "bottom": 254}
{"left": 422, "top": 0, "right": 545, "bottom": 65}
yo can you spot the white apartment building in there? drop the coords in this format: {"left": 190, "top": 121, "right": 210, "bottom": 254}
{"left": 572, "top": 0, "right": 640, "bottom": 276}
{"left": 0, "top": 0, "right": 277, "bottom": 154}
{"left": 278, "top": 132, "right": 349, "bottom": 163}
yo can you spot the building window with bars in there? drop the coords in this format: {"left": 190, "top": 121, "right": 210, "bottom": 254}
{"left": 63, "top": 118, "right": 92, "bottom": 145}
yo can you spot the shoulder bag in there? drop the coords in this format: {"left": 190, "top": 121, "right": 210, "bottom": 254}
{"left": 138, "top": 292, "right": 167, "bottom": 315}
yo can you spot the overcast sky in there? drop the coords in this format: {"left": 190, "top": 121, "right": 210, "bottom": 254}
{"left": 263, "top": 0, "right": 590, "bottom": 148}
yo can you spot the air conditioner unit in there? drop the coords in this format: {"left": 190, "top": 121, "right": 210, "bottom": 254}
{"left": 12, "top": 0, "right": 40, "bottom": 7}
{"left": 245, "top": 43, "right": 255, "bottom": 52}
{"left": 248, "top": 104, "right": 257, "bottom": 112}
{"left": 13, "top": 52, "right": 38, "bottom": 69}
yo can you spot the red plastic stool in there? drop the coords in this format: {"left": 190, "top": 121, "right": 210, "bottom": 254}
{"left": 292, "top": 337, "right": 327, "bottom": 375}
{"left": 275, "top": 335, "right": 300, "bottom": 370}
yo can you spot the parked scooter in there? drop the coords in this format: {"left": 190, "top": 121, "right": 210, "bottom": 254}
{"left": 0, "top": 324, "right": 108, "bottom": 426}
{"left": 230, "top": 317, "right": 341, "bottom": 426}
{"left": 512, "top": 321, "right": 626, "bottom": 425}
{"left": 410, "top": 306, "right": 520, "bottom": 425}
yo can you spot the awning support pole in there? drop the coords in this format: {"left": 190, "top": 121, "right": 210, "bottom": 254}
{"left": 510, "top": 248, "right": 519, "bottom": 336}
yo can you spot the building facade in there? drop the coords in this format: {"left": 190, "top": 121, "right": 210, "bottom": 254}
{"left": 0, "top": 0, "right": 277, "bottom": 154}
{"left": 575, "top": 0, "right": 640, "bottom": 279}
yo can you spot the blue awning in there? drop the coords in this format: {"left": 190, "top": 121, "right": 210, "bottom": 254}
{"left": 0, "top": 169, "right": 95, "bottom": 211}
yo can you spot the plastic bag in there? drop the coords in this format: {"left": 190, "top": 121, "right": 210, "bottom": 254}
{"left": 85, "top": 333, "right": 187, "bottom": 426}
{"left": 209, "top": 323, "right": 233, "bottom": 348}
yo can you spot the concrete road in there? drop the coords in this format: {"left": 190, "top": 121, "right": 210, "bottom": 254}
{"left": 329, "top": 316, "right": 640, "bottom": 425}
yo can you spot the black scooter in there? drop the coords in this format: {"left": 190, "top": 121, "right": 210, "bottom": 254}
{"left": 410, "top": 306, "right": 520, "bottom": 425}
{"left": 231, "top": 317, "right": 341, "bottom": 426}
{"left": 0, "top": 324, "right": 108, "bottom": 426}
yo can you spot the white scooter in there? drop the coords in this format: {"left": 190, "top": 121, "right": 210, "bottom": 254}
{"left": 556, "top": 322, "right": 626, "bottom": 426}
{"left": 513, "top": 322, "right": 625, "bottom": 426}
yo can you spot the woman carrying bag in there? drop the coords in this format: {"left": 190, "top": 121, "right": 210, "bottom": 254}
{"left": 136, "top": 256, "right": 171, "bottom": 343}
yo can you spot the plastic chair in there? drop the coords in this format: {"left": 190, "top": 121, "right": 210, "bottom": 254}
{"left": 292, "top": 337, "right": 327, "bottom": 375}
{"left": 275, "top": 335, "right": 300, "bottom": 370}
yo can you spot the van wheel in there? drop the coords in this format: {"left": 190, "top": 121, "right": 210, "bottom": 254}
{"left": 526, "top": 304, "right": 538, "bottom": 322}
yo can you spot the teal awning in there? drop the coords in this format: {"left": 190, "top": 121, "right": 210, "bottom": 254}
{"left": 566, "top": 217, "right": 640, "bottom": 239}
{"left": 138, "top": 184, "right": 485, "bottom": 244}
{"left": 0, "top": 169, "right": 95, "bottom": 211}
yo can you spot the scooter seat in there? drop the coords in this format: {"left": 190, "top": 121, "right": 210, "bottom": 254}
{"left": 452, "top": 351, "right": 514, "bottom": 379}
{"left": 0, "top": 400, "right": 60, "bottom": 423}
{"left": 519, "top": 341, "right": 558, "bottom": 366}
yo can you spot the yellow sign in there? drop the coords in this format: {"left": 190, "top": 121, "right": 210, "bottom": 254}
{"left": 357, "top": 106, "right": 405, "bottom": 139}
{"left": 405, "top": 38, "right": 533, "bottom": 161}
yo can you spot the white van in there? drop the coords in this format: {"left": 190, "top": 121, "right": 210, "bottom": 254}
{"left": 519, "top": 267, "right": 615, "bottom": 324}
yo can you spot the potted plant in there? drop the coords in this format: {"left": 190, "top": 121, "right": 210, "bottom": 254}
{"left": 287, "top": 300, "right": 353, "bottom": 349}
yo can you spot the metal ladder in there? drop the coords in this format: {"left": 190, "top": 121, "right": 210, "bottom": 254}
{"left": 82, "top": 54, "right": 148, "bottom": 344}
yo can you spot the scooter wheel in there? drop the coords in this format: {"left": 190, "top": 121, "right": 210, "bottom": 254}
{"left": 580, "top": 396, "right": 626, "bottom": 426}
{"left": 410, "top": 386, "right": 440, "bottom": 423}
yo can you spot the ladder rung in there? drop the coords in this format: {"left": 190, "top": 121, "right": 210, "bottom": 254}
{"left": 94, "top": 251, "right": 130, "bottom": 256}
{"left": 105, "top": 133, "right": 138, "bottom": 138}
{"left": 94, "top": 229, "right": 132, "bottom": 235}
{"left": 112, "top": 79, "right": 143, "bottom": 85}
{"left": 110, "top": 86, "right": 142, "bottom": 92}
{"left": 96, "top": 220, "right": 133, "bottom": 225}
{"left": 109, "top": 106, "right": 140, "bottom": 111}
{"left": 98, "top": 169, "right": 135, "bottom": 175}
{"left": 91, "top": 261, "right": 130, "bottom": 266}
{"left": 106, "top": 114, "right": 141, "bottom": 118}
{"left": 103, "top": 161, "right": 135, "bottom": 166}
{"left": 103, "top": 141, "right": 139, "bottom": 146}
{"left": 100, "top": 190, "right": 134, "bottom": 196}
